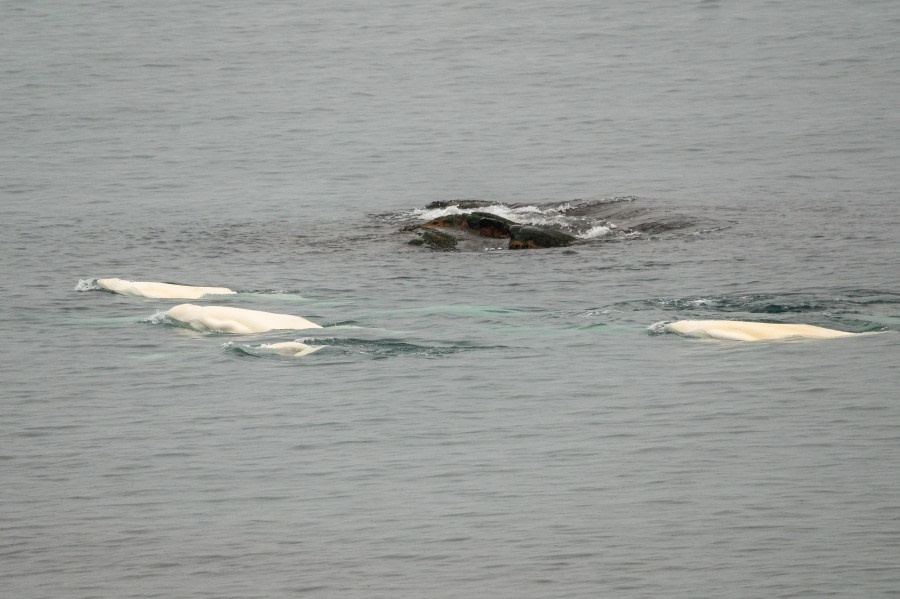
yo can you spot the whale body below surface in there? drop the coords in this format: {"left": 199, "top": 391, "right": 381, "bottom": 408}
{"left": 259, "top": 342, "right": 323, "bottom": 356}
{"left": 166, "top": 304, "right": 322, "bottom": 334}
{"left": 665, "top": 320, "right": 864, "bottom": 341}
{"left": 98, "top": 278, "right": 236, "bottom": 299}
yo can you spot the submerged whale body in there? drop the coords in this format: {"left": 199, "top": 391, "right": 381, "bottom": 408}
{"left": 665, "top": 320, "right": 862, "bottom": 341}
{"left": 165, "top": 304, "right": 321, "bottom": 334}
{"left": 98, "top": 278, "right": 236, "bottom": 299}
{"left": 259, "top": 342, "right": 323, "bottom": 356}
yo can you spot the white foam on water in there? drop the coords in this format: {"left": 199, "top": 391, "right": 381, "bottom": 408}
{"left": 412, "top": 203, "right": 577, "bottom": 229}
{"left": 141, "top": 310, "right": 171, "bottom": 326}
{"left": 688, "top": 298, "right": 716, "bottom": 307}
{"left": 646, "top": 321, "right": 671, "bottom": 335}
{"left": 74, "top": 278, "right": 101, "bottom": 292}
{"left": 577, "top": 225, "right": 613, "bottom": 239}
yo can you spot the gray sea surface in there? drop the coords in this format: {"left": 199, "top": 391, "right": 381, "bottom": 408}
{"left": 2, "top": 1, "right": 900, "bottom": 597}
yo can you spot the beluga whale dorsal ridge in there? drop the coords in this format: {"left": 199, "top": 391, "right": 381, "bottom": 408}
{"left": 664, "top": 320, "right": 864, "bottom": 341}
{"left": 165, "top": 304, "right": 322, "bottom": 334}
{"left": 97, "top": 278, "right": 236, "bottom": 299}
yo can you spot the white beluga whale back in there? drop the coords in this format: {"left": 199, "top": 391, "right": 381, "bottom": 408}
{"left": 664, "top": 320, "right": 863, "bottom": 341}
{"left": 98, "top": 278, "right": 236, "bottom": 299}
{"left": 165, "top": 303, "right": 322, "bottom": 334}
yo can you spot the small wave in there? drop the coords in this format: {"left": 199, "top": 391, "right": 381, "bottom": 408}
{"left": 316, "top": 337, "right": 466, "bottom": 359}
{"left": 411, "top": 202, "right": 574, "bottom": 228}
{"left": 74, "top": 278, "right": 101, "bottom": 292}
{"left": 652, "top": 297, "right": 719, "bottom": 309}
{"left": 234, "top": 290, "right": 315, "bottom": 302}
{"left": 577, "top": 224, "right": 614, "bottom": 240}
{"left": 141, "top": 310, "right": 171, "bottom": 326}
{"left": 623, "top": 294, "right": 837, "bottom": 315}
{"left": 241, "top": 289, "right": 303, "bottom": 296}
{"left": 653, "top": 293, "right": 899, "bottom": 316}
{"left": 646, "top": 321, "right": 671, "bottom": 335}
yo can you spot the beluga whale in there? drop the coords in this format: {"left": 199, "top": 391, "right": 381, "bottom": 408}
{"left": 165, "top": 304, "right": 322, "bottom": 334}
{"left": 664, "top": 320, "right": 865, "bottom": 342}
{"left": 97, "top": 278, "right": 236, "bottom": 299}
{"left": 258, "top": 342, "right": 323, "bottom": 357}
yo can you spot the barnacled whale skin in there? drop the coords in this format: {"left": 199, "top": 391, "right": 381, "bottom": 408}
{"left": 411, "top": 211, "right": 575, "bottom": 249}
{"left": 508, "top": 225, "right": 575, "bottom": 249}
{"left": 404, "top": 227, "right": 459, "bottom": 250}
{"left": 97, "top": 278, "right": 236, "bottom": 299}
{"left": 421, "top": 212, "right": 515, "bottom": 238}
{"left": 165, "top": 304, "right": 321, "bottom": 334}
{"left": 664, "top": 320, "right": 863, "bottom": 341}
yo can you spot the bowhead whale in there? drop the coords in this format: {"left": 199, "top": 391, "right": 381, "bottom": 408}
{"left": 98, "top": 278, "right": 236, "bottom": 299}
{"left": 664, "top": 320, "right": 863, "bottom": 341}
{"left": 165, "top": 304, "right": 321, "bottom": 334}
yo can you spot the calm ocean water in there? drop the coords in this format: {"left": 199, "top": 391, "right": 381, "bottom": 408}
{"left": 3, "top": 1, "right": 900, "bottom": 597}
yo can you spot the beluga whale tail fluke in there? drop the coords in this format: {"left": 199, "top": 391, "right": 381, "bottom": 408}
{"left": 165, "top": 304, "right": 322, "bottom": 334}
{"left": 664, "top": 320, "right": 865, "bottom": 342}
{"left": 97, "top": 277, "right": 236, "bottom": 299}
